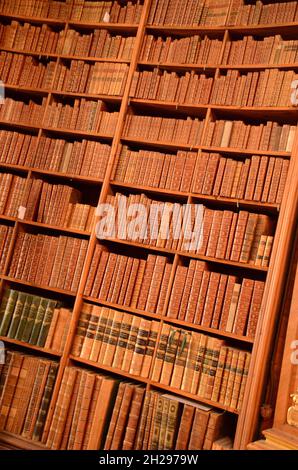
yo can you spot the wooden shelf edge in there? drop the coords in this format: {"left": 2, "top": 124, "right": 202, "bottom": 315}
{"left": 0, "top": 431, "right": 48, "bottom": 450}
{"left": 0, "top": 276, "right": 77, "bottom": 297}
{"left": 0, "top": 336, "right": 62, "bottom": 357}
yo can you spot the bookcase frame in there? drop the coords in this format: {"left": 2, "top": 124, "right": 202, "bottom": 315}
{"left": 0, "top": 0, "right": 297, "bottom": 450}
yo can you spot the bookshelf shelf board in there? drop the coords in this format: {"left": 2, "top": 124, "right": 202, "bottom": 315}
{"left": 60, "top": 55, "right": 131, "bottom": 64}
{"left": 68, "top": 21, "right": 138, "bottom": 33}
{"left": 200, "top": 146, "right": 292, "bottom": 159}
{"left": 228, "top": 22, "right": 298, "bottom": 35}
{"left": 190, "top": 194, "right": 280, "bottom": 213}
{"left": 121, "top": 136, "right": 200, "bottom": 152}
{"left": 0, "top": 47, "right": 60, "bottom": 58}
{"left": 0, "top": 120, "right": 41, "bottom": 132}
{"left": 0, "top": 13, "right": 66, "bottom": 26}
{"left": 130, "top": 99, "right": 298, "bottom": 118}
{"left": 110, "top": 181, "right": 280, "bottom": 213}
{"left": 0, "top": 163, "right": 31, "bottom": 173}
{"left": 42, "top": 126, "right": 114, "bottom": 141}
{"left": 150, "top": 381, "right": 240, "bottom": 414}
{"left": 30, "top": 168, "right": 104, "bottom": 185}
{"left": 0, "top": 276, "right": 77, "bottom": 297}
{"left": 0, "top": 431, "right": 49, "bottom": 450}
{"left": 0, "top": 165, "right": 104, "bottom": 186}
{"left": 4, "top": 84, "right": 50, "bottom": 97}
{"left": 219, "top": 64, "right": 298, "bottom": 71}
{"left": 83, "top": 295, "right": 163, "bottom": 322}
{"left": 130, "top": 98, "right": 208, "bottom": 116}
{"left": 18, "top": 219, "right": 91, "bottom": 238}
{"left": 146, "top": 22, "right": 298, "bottom": 36}
{"left": 99, "top": 236, "right": 269, "bottom": 272}
{"left": 138, "top": 61, "right": 218, "bottom": 72}
{"left": 180, "top": 251, "right": 269, "bottom": 272}
{"left": 51, "top": 90, "right": 122, "bottom": 103}
{"left": 145, "top": 25, "right": 229, "bottom": 36}
{"left": 0, "top": 215, "right": 17, "bottom": 223}
{"left": 110, "top": 180, "right": 189, "bottom": 200}
{"left": 210, "top": 105, "right": 298, "bottom": 120}
{"left": 0, "top": 336, "right": 62, "bottom": 358}
{"left": 138, "top": 62, "right": 298, "bottom": 72}
{"left": 101, "top": 236, "right": 178, "bottom": 256}
{"left": 70, "top": 355, "right": 150, "bottom": 385}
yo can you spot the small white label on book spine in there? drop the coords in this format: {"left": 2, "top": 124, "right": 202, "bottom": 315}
{"left": 18, "top": 206, "right": 26, "bottom": 220}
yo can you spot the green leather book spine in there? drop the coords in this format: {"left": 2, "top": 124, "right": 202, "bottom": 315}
{"left": 21, "top": 296, "right": 42, "bottom": 343}
{"left": 0, "top": 289, "right": 18, "bottom": 337}
{"left": 29, "top": 298, "right": 50, "bottom": 345}
{"left": 15, "top": 294, "right": 34, "bottom": 341}
{"left": 7, "top": 292, "right": 27, "bottom": 339}
{"left": 36, "top": 300, "right": 57, "bottom": 347}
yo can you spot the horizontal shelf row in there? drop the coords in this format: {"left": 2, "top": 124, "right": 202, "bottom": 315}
{"left": 70, "top": 354, "right": 240, "bottom": 415}
{"left": 2, "top": 47, "right": 298, "bottom": 71}
{"left": 3, "top": 85, "right": 298, "bottom": 117}
{"left": 1, "top": 12, "right": 298, "bottom": 34}
{"left": 0, "top": 121, "right": 292, "bottom": 158}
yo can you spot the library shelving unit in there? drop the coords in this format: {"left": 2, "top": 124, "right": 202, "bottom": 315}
{"left": 0, "top": 0, "right": 298, "bottom": 450}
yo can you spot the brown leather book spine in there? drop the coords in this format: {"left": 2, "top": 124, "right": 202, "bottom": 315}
{"left": 175, "top": 403, "right": 195, "bottom": 449}
{"left": 122, "top": 387, "right": 145, "bottom": 450}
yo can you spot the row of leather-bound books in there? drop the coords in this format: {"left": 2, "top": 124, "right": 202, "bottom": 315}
{"left": 0, "top": 130, "right": 111, "bottom": 179}
{"left": 123, "top": 115, "right": 296, "bottom": 152}
{"left": 148, "top": 0, "right": 298, "bottom": 26}
{"left": 3, "top": 21, "right": 298, "bottom": 68}
{"left": 1, "top": 97, "right": 296, "bottom": 152}
{"left": 84, "top": 248, "right": 264, "bottom": 337}
{"left": 6, "top": 53, "right": 297, "bottom": 106}
{"left": 2, "top": 0, "right": 298, "bottom": 27}
{"left": 0, "top": 224, "right": 13, "bottom": 274}
{"left": 0, "top": 22, "right": 136, "bottom": 60}
{"left": 9, "top": 232, "right": 88, "bottom": 292}
{"left": 0, "top": 349, "right": 235, "bottom": 449}
{"left": 72, "top": 302, "right": 251, "bottom": 412}
{"left": 0, "top": 142, "right": 290, "bottom": 207}
{"left": 1, "top": 53, "right": 129, "bottom": 97}
{"left": 113, "top": 147, "right": 288, "bottom": 205}
{"left": 0, "top": 289, "right": 70, "bottom": 353}
{"left": 103, "top": 193, "right": 275, "bottom": 265}
{"left": 0, "top": 173, "right": 96, "bottom": 231}
{"left": 140, "top": 34, "right": 298, "bottom": 66}
{"left": 130, "top": 68, "right": 298, "bottom": 107}
{"left": 0, "top": 97, "right": 119, "bottom": 134}
{"left": 0, "top": 350, "right": 58, "bottom": 442}
{"left": 0, "top": 0, "right": 143, "bottom": 23}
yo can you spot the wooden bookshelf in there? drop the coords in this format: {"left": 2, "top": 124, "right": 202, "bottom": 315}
{"left": 0, "top": 0, "right": 298, "bottom": 451}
